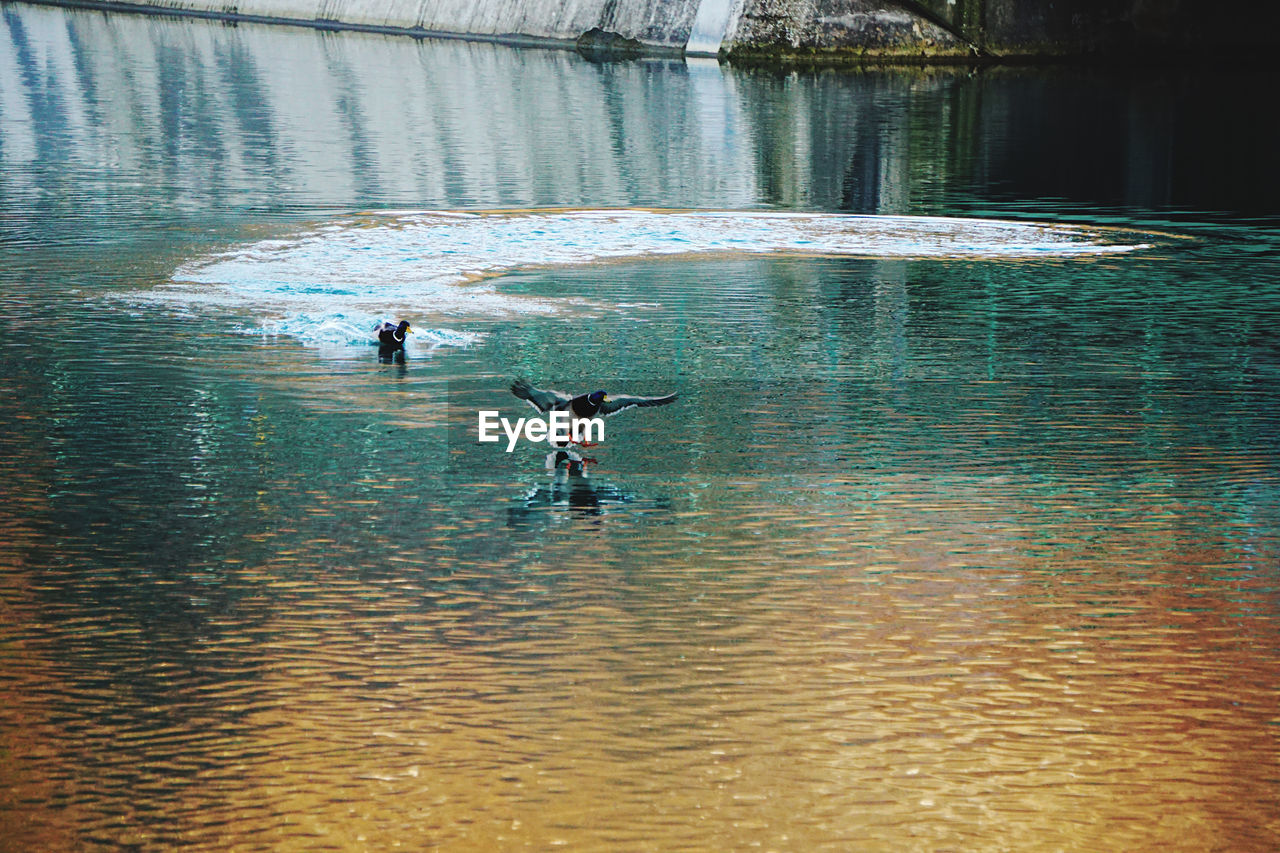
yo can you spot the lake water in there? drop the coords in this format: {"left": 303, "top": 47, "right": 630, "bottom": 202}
{"left": 2, "top": 4, "right": 1279, "bottom": 850}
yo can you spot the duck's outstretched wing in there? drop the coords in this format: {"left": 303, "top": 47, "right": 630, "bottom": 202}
{"left": 511, "top": 379, "right": 572, "bottom": 413}
{"left": 600, "top": 392, "right": 678, "bottom": 416}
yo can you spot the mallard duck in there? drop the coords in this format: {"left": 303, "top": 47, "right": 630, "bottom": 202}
{"left": 511, "top": 379, "right": 677, "bottom": 447}
{"left": 374, "top": 320, "right": 411, "bottom": 360}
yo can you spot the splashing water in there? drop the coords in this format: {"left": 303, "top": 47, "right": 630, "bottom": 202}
{"left": 243, "top": 311, "right": 484, "bottom": 350}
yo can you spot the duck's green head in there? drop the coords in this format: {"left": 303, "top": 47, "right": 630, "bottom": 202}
{"left": 588, "top": 390, "right": 608, "bottom": 406}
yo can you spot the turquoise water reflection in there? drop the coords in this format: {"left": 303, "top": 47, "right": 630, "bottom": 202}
{"left": 2, "top": 4, "right": 1279, "bottom": 850}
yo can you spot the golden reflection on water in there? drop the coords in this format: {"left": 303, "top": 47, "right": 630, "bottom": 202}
{"left": 4, "top": 467, "right": 1277, "bottom": 851}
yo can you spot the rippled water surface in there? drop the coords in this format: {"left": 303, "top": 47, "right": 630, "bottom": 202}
{"left": 2, "top": 4, "right": 1279, "bottom": 850}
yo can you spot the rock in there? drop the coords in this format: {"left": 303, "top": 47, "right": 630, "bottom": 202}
{"left": 576, "top": 27, "right": 644, "bottom": 60}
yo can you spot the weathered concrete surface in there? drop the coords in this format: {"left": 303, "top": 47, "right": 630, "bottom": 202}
{"left": 24, "top": 0, "right": 705, "bottom": 50}
{"left": 18, "top": 0, "right": 1280, "bottom": 60}
{"left": 723, "top": 0, "right": 967, "bottom": 60}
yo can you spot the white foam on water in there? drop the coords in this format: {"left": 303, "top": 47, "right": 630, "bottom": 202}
{"left": 241, "top": 311, "right": 483, "bottom": 354}
{"left": 129, "top": 209, "right": 1155, "bottom": 346}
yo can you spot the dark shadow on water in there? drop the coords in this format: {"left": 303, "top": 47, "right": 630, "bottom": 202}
{"left": 507, "top": 450, "right": 672, "bottom": 526}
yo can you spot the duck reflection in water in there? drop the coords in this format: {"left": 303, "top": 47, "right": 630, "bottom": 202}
{"left": 508, "top": 450, "right": 669, "bottom": 525}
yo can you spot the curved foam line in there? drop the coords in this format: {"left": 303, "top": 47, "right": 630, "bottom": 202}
{"left": 128, "top": 210, "right": 1157, "bottom": 340}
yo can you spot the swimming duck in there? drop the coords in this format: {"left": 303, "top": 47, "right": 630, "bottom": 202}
{"left": 511, "top": 379, "right": 677, "bottom": 446}
{"left": 374, "top": 320, "right": 411, "bottom": 359}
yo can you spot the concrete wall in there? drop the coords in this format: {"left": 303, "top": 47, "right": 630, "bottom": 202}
{"left": 20, "top": 0, "right": 1280, "bottom": 59}
{"left": 35, "top": 0, "right": 705, "bottom": 49}
{"left": 28, "top": 0, "right": 957, "bottom": 57}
